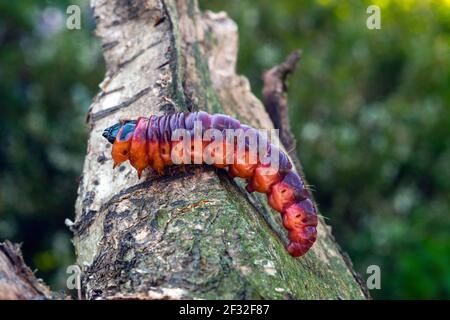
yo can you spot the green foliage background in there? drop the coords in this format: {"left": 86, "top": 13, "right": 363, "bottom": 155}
{"left": 0, "top": 0, "right": 449, "bottom": 299}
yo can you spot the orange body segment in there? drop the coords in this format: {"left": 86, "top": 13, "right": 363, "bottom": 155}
{"left": 129, "top": 117, "right": 149, "bottom": 178}
{"left": 111, "top": 126, "right": 132, "bottom": 167}
{"left": 171, "top": 140, "right": 191, "bottom": 165}
{"left": 288, "top": 228, "right": 313, "bottom": 243}
{"left": 246, "top": 164, "right": 281, "bottom": 193}
{"left": 268, "top": 181, "right": 296, "bottom": 212}
{"left": 148, "top": 139, "right": 165, "bottom": 174}
{"left": 286, "top": 241, "right": 313, "bottom": 257}
{"left": 205, "top": 141, "right": 234, "bottom": 169}
{"left": 190, "top": 138, "right": 210, "bottom": 164}
{"left": 229, "top": 150, "right": 258, "bottom": 179}
{"left": 159, "top": 140, "right": 173, "bottom": 166}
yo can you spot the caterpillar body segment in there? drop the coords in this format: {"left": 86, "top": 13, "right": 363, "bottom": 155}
{"left": 102, "top": 112, "right": 318, "bottom": 257}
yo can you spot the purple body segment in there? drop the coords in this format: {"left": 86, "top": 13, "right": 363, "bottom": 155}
{"left": 196, "top": 111, "right": 212, "bottom": 131}
{"left": 169, "top": 113, "right": 179, "bottom": 132}
{"left": 147, "top": 115, "right": 161, "bottom": 141}
{"left": 281, "top": 171, "right": 309, "bottom": 201}
{"left": 296, "top": 199, "right": 317, "bottom": 226}
{"left": 211, "top": 114, "right": 241, "bottom": 131}
{"left": 162, "top": 115, "right": 174, "bottom": 143}
{"left": 184, "top": 111, "right": 212, "bottom": 134}
{"left": 183, "top": 112, "right": 197, "bottom": 132}
{"left": 262, "top": 144, "right": 292, "bottom": 173}
{"left": 176, "top": 112, "right": 186, "bottom": 131}
{"left": 238, "top": 125, "right": 265, "bottom": 147}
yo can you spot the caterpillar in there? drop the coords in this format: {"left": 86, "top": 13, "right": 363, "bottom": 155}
{"left": 102, "top": 112, "right": 317, "bottom": 257}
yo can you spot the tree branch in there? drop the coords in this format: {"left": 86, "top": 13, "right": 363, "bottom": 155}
{"left": 0, "top": 241, "right": 52, "bottom": 300}
{"left": 262, "top": 50, "right": 301, "bottom": 155}
{"left": 73, "top": 0, "right": 368, "bottom": 300}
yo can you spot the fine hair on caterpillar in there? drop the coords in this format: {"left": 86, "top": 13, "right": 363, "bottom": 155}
{"left": 103, "top": 112, "right": 318, "bottom": 257}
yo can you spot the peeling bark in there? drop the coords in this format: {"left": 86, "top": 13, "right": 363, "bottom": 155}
{"left": 0, "top": 241, "right": 52, "bottom": 300}
{"left": 73, "top": 0, "right": 368, "bottom": 300}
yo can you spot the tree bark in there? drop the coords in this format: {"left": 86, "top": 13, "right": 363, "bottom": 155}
{"left": 0, "top": 241, "right": 52, "bottom": 300}
{"left": 263, "top": 50, "right": 301, "bottom": 156}
{"left": 73, "top": 0, "right": 369, "bottom": 299}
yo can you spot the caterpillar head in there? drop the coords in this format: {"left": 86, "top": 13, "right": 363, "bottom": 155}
{"left": 103, "top": 120, "right": 137, "bottom": 168}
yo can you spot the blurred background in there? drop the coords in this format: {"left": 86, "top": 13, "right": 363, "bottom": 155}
{"left": 0, "top": 0, "right": 448, "bottom": 299}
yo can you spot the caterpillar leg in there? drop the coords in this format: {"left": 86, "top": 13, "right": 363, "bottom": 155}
{"left": 246, "top": 164, "right": 281, "bottom": 194}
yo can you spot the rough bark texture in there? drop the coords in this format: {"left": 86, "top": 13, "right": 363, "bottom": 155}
{"left": 0, "top": 241, "right": 52, "bottom": 300}
{"left": 73, "top": 0, "right": 368, "bottom": 299}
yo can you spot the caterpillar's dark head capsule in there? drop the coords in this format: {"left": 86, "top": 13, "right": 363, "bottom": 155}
{"left": 103, "top": 123, "right": 121, "bottom": 144}
{"left": 103, "top": 120, "right": 137, "bottom": 168}
{"left": 102, "top": 121, "right": 137, "bottom": 144}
